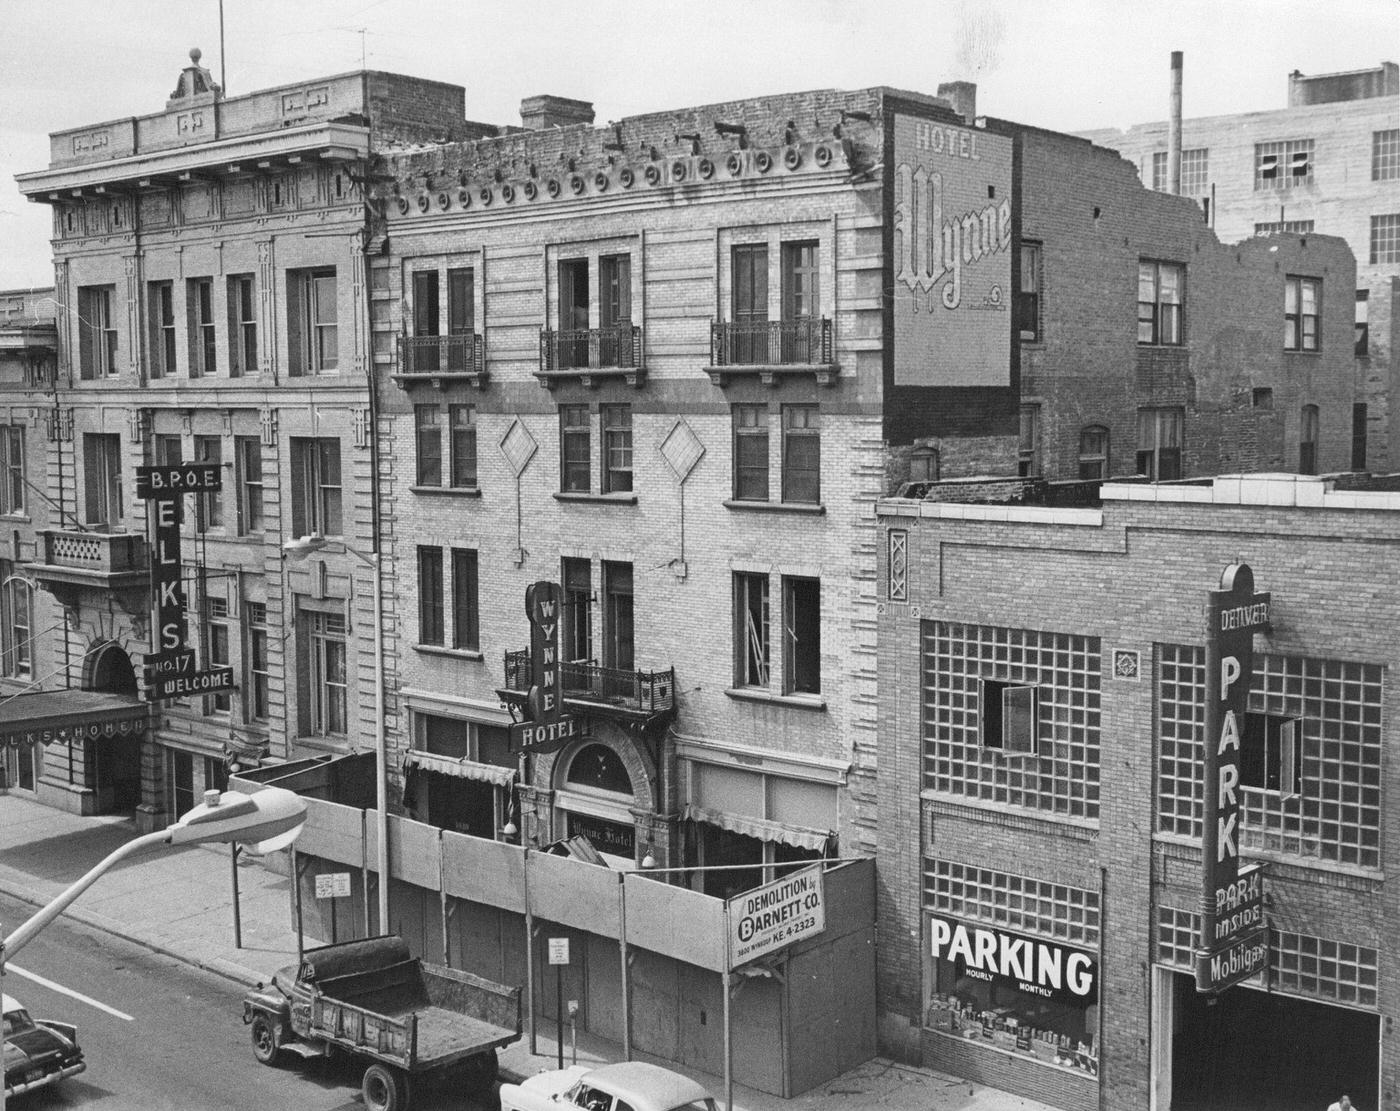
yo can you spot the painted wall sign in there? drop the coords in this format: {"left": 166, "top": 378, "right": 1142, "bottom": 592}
{"left": 727, "top": 865, "right": 826, "bottom": 968}
{"left": 1196, "top": 563, "right": 1271, "bottom": 994}
{"left": 928, "top": 914, "right": 1098, "bottom": 1006}
{"left": 891, "top": 114, "right": 1013, "bottom": 387}
{"left": 509, "top": 581, "right": 578, "bottom": 753}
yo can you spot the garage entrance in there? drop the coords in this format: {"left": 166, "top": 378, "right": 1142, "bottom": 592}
{"left": 1167, "top": 970, "right": 1378, "bottom": 1111}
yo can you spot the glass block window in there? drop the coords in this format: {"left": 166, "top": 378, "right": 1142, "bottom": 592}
{"left": 925, "top": 858, "right": 1100, "bottom": 946}
{"left": 1254, "top": 220, "right": 1315, "bottom": 236}
{"left": 1370, "top": 214, "right": 1400, "bottom": 265}
{"left": 923, "top": 622, "right": 1101, "bottom": 819}
{"left": 1157, "top": 646, "right": 1383, "bottom": 869}
{"left": 1255, "top": 139, "right": 1314, "bottom": 190}
{"left": 1156, "top": 906, "right": 1378, "bottom": 1008}
{"left": 1372, "top": 129, "right": 1400, "bottom": 181}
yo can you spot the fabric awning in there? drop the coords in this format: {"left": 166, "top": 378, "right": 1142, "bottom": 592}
{"left": 0, "top": 689, "right": 148, "bottom": 749}
{"left": 683, "top": 804, "right": 832, "bottom": 852}
{"left": 401, "top": 750, "right": 516, "bottom": 787}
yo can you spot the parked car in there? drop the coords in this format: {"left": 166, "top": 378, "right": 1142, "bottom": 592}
{"left": 3, "top": 993, "right": 86, "bottom": 1099}
{"left": 500, "top": 1060, "right": 719, "bottom": 1111}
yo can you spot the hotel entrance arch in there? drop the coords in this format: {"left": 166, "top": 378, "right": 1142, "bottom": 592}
{"left": 84, "top": 641, "right": 143, "bottom": 813}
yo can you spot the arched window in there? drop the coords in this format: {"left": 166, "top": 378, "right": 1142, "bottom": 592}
{"left": 565, "top": 743, "right": 633, "bottom": 795}
{"left": 1300, "top": 404, "right": 1319, "bottom": 475}
{"left": 2, "top": 576, "right": 33, "bottom": 678}
{"left": 1078, "top": 425, "right": 1110, "bottom": 480}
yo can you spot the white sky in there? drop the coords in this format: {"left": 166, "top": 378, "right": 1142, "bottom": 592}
{"left": 1, "top": 0, "right": 1396, "bottom": 289}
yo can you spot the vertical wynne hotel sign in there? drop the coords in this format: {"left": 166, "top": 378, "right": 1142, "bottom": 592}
{"left": 892, "top": 114, "right": 1013, "bottom": 387}
{"left": 1197, "top": 563, "right": 1271, "bottom": 994}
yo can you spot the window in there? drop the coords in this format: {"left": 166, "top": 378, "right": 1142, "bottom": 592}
{"left": 78, "top": 285, "right": 118, "bottom": 379}
{"left": 1371, "top": 129, "right": 1399, "bottom": 181}
{"left": 560, "top": 405, "right": 590, "bottom": 493}
{"left": 1254, "top": 220, "right": 1314, "bottom": 236}
{"left": 1136, "top": 408, "right": 1183, "bottom": 480}
{"left": 194, "top": 436, "right": 222, "bottom": 530}
{"left": 1255, "top": 139, "right": 1313, "bottom": 190}
{"left": 1078, "top": 425, "right": 1109, "bottom": 480}
{"left": 415, "top": 405, "right": 442, "bottom": 486}
{"left": 0, "top": 426, "right": 24, "bottom": 515}
{"left": 1355, "top": 290, "right": 1369, "bottom": 358}
{"left": 244, "top": 602, "right": 269, "bottom": 722}
{"left": 155, "top": 433, "right": 182, "bottom": 468}
{"left": 562, "top": 558, "right": 593, "bottom": 663}
{"left": 1016, "top": 242, "right": 1041, "bottom": 342}
{"left": 169, "top": 751, "right": 195, "bottom": 819}
{"left": 204, "top": 756, "right": 229, "bottom": 796}
{"left": 1370, "top": 214, "right": 1400, "bottom": 264}
{"left": 288, "top": 268, "right": 337, "bottom": 375}
{"left": 452, "top": 548, "right": 479, "bottom": 651}
{"left": 781, "top": 405, "right": 820, "bottom": 503}
{"left": 1138, "top": 260, "right": 1184, "bottom": 345}
{"left": 1284, "top": 276, "right": 1320, "bottom": 352}
{"left": 732, "top": 243, "right": 769, "bottom": 363}
{"left": 2, "top": 576, "right": 33, "bottom": 678}
{"left": 781, "top": 241, "right": 819, "bottom": 360}
{"left": 1241, "top": 713, "right": 1302, "bottom": 799}
{"left": 1018, "top": 404, "right": 1040, "bottom": 477}
{"left": 235, "top": 437, "right": 263, "bottom": 536}
{"left": 557, "top": 258, "right": 590, "bottom": 368}
{"left": 306, "top": 611, "right": 347, "bottom": 737}
{"left": 782, "top": 576, "right": 820, "bottom": 695}
{"left": 598, "top": 254, "right": 632, "bottom": 365}
{"left": 447, "top": 268, "right": 475, "bottom": 337}
{"left": 1352, "top": 403, "right": 1368, "bottom": 471}
{"left": 412, "top": 270, "right": 440, "bottom": 354}
{"left": 910, "top": 446, "right": 940, "bottom": 483}
{"left": 83, "top": 432, "right": 123, "bottom": 527}
{"left": 602, "top": 404, "right": 632, "bottom": 494}
{"left": 418, "top": 546, "right": 444, "bottom": 646}
{"left": 1299, "top": 404, "right": 1319, "bottom": 475}
{"left": 188, "top": 277, "right": 215, "bottom": 377}
{"left": 203, "top": 596, "right": 231, "bottom": 713}
{"left": 734, "top": 572, "right": 770, "bottom": 688}
{"left": 1149, "top": 148, "right": 1209, "bottom": 194}
{"left": 979, "top": 678, "right": 1040, "bottom": 755}
{"left": 228, "top": 274, "right": 257, "bottom": 377}
{"left": 602, "top": 561, "right": 633, "bottom": 672}
{"left": 733, "top": 405, "right": 769, "bottom": 500}
{"left": 290, "top": 438, "right": 342, "bottom": 537}
{"left": 148, "top": 281, "right": 176, "bottom": 378}
{"left": 449, "top": 404, "right": 477, "bottom": 487}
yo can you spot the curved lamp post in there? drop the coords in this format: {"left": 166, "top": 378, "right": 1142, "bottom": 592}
{"left": 1, "top": 786, "right": 306, "bottom": 1111}
{"left": 282, "top": 532, "right": 389, "bottom": 936}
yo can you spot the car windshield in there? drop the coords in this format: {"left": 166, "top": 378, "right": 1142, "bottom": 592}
{"left": 3, "top": 1008, "right": 36, "bottom": 1038}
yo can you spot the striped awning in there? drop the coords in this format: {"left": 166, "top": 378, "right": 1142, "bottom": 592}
{"left": 683, "top": 804, "right": 832, "bottom": 852}
{"left": 401, "top": 750, "right": 515, "bottom": 787}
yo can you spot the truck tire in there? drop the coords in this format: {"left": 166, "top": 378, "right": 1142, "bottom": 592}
{"left": 362, "top": 1062, "right": 407, "bottom": 1111}
{"left": 249, "top": 1014, "right": 280, "bottom": 1065}
{"left": 458, "top": 1049, "right": 499, "bottom": 1093}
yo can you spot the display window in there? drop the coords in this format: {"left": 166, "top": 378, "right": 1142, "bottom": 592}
{"left": 924, "top": 913, "right": 1099, "bottom": 1075}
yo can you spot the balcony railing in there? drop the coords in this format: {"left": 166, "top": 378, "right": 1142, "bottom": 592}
{"left": 502, "top": 650, "right": 675, "bottom": 724}
{"left": 710, "top": 318, "right": 831, "bottom": 366}
{"left": 396, "top": 334, "right": 486, "bottom": 381}
{"left": 538, "top": 324, "right": 643, "bottom": 376}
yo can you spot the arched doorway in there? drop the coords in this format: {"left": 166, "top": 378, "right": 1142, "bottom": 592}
{"left": 553, "top": 742, "right": 639, "bottom": 867}
{"left": 86, "top": 642, "right": 142, "bottom": 813}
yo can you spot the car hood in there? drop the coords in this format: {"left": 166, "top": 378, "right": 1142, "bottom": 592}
{"left": 518, "top": 1064, "right": 593, "bottom": 1098}
{"left": 5, "top": 1025, "right": 76, "bottom": 1071}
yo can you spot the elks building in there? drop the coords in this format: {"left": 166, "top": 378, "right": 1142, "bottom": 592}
{"left": 2, "top": 51, "right": 1378, "bottom": 1100}
{"left": 877, "top": 472, "right": 1398, "bottom": 1111}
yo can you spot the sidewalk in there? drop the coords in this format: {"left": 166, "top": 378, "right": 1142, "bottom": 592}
{"left": 0, "top": 795, "right": 1057, "bottom": 1111}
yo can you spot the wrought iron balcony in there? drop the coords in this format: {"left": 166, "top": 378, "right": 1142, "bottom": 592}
{"left": 707, "top": 318, "right": 835, "bottom": 386}
{"left": 537, "top": 324, "right": 644, "bottom": 386}
{"left": 26, "top": 527, "right": 149, "bottom": 607}
{"left": 394, "top": 333, "right": 487, "bottom": 386}
{"left": 501, "top": 650, "right": 675, "bottom": 730}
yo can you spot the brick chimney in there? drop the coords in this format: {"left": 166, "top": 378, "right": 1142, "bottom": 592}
{"left": 520, "top": 95, "right": 595, "bottom": 130}
{"left": 936, "top": 81, "right": 977, "bottom": 124}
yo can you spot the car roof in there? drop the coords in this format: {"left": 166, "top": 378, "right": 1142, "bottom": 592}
{"left": 581, "top": 1061, "right": 713, "bottom": 1110}
{"left": 2, "top": 993, "right": 20, "bottom": 1014}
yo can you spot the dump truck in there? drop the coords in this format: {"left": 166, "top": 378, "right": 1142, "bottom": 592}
{"left": 241, "top": 935, "right": 521, "bottom": 1111}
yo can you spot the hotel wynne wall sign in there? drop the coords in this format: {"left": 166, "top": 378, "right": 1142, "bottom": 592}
{"left": 1197, "top": 563, "right": 1271, "bottom": 993}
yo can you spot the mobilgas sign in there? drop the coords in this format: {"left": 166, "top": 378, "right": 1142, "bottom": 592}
{"left": 509, "top": 581, "right": 575, "bottom": 754}
{"left": 1197, "top": 563, "right": 1271, "bottom": 994}
{"left": 928, "top": 915, "right": 1098, "bottom": 1006}
{"left": 727, "top": 865, "right": 826, "bottom": 968}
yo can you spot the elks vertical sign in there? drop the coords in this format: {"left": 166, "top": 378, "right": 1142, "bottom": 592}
{"left": 1196, "top": 563, "right": 1271, "bottom": 993}
{"left": 508, "top": 581, "right": 581, "bottom": 754}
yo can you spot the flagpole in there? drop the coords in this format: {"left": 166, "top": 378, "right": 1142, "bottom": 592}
{"left": 219, "top": 0, "right": 227, "bottom": 92}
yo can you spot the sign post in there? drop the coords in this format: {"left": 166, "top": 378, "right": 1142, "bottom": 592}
{"left": 1196, "top": 563, "right": 1272, "bottom": 993}
{"left": 547, "top": 937, "right": 569, "bottom": 1069}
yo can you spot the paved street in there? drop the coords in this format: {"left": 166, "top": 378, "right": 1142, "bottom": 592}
{"left": 0, "top": 890, "right": 496, "bottom": 1111}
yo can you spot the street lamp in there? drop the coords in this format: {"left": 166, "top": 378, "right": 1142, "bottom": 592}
{"left": 282, "top": 532, "right": 389, "bottom": 936}
{"left": 0, "top": 787, "right": 306, "bottom": 1111}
